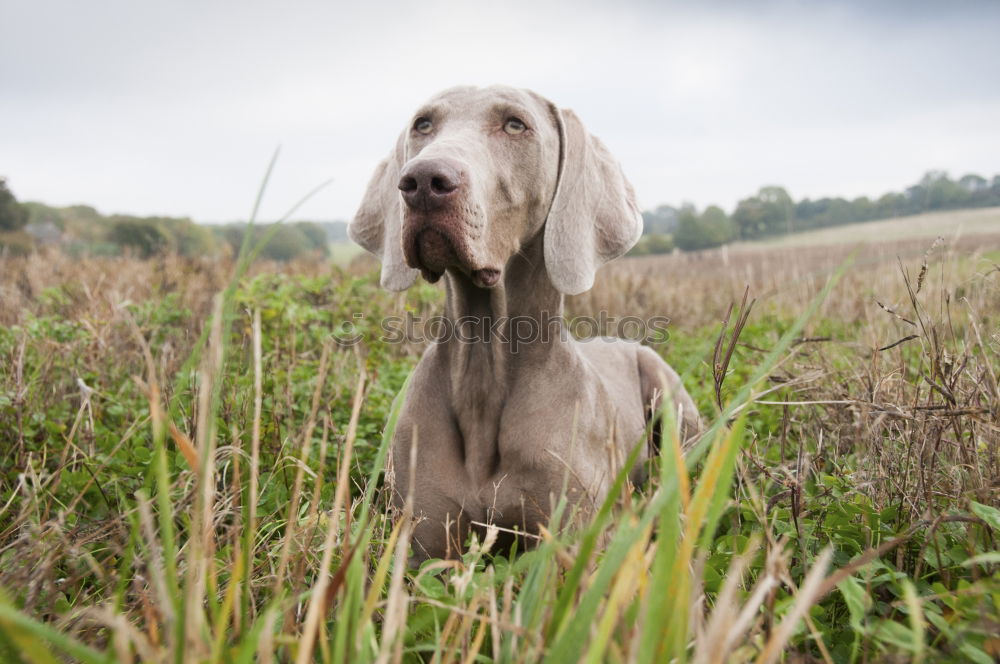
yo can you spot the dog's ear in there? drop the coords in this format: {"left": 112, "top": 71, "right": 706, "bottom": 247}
{"left": 349, "top": 133, "right": 419, "bottom": 291}
{"left": 543, "top": 108, "right": 643, "bottom": 295}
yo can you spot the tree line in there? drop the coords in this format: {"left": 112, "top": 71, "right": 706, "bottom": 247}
{"left": 3, "top": 170, "right": 999, "bottom": 259}
{"left": 631, "top": 170, "right": 1000, "bottom": 255}
{"left": 0, "top": 178, "right": 339, "bottom": 261}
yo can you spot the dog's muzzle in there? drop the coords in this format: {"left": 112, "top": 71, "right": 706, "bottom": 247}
{"left": 398, "top": 157, "right": 500, "bottom": 288}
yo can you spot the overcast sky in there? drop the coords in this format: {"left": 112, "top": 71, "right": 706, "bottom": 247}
{"left": 3, "top": 0, "right": 999, "bottom": 223}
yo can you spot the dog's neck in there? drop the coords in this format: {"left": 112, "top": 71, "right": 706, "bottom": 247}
{"left": 440, "top": 234, "right": 566, "bottom": 482}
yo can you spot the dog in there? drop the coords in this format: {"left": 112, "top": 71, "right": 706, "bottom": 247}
{"left": 350, "top": 85, "right": 700, "bottom": 561}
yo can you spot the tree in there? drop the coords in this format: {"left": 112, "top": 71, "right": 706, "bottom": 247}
{"left": 295, "top": 222, "right": 331, "bottom": 257}
{"left": 922, "top": 172, "right": 968, "bottom": 209}
{"left": 261, "top": 225, "right": 313, "bottom": 261}
{"left": 758, "top": 186, "right": 794, "bottom": 234}
{"left": 958, "top": 173, "right": 987, "bottom": 192}
{"left": 108, "top": 218, "right": 169, "bottom": 258}
{"left": 851, "top": 196, "right": 877, "bottom": 222}
{"left": 733, "top": 197, "right": 764, "bottom": 240}
{"left": 0, "top": 178, "right": 29, "bottom": 232}
{"left": 673, "top": 209, "right": 706, "bottom": 250}
{"left": 641, "top": 205, "right": 679, "bottom": 235}
{"left": 674, "top": 205, "right": 734, "bottom": 251}
{"left": 732, "top": 186, "right": 794, "bottom": 240}
{"left": 629, "top": 233, "right": 674, "bottom": 255}
{"left": 700, "top": 205, "right": 735, "bottom": 244}
{"left": 170, "top": 218, "right": 217, "bottom": 257}
{"left": 875, "top": 192, "right": 907, "bottom": 218}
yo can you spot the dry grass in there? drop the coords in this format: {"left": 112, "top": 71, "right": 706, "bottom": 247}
{"left": 0, "top": 229, "right": 997, "bottom": 662}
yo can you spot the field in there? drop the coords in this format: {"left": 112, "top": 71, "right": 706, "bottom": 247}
{"left": 0, "top": 216, "right": 998, "bottom": 662}
{"left": 733, "top": 207, "right": 1000, "bottom": 250}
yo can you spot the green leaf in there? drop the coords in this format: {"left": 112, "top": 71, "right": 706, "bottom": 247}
{"left": 957, "top": 641, "right": 994, "bottom": 664}
{"left": 924, "top": 611, "right": 953, "bottom": 640}
{"left": 962, "top": 551, "right": 1000, "bottom": 567}
{"left": 417, "top": 575, "right": 447, "bottom": 601}
{"left": 970, "top": 502, "right": 1000, "bottom": 532}
{"left": 872, "top": 619, "right": 917, "bottom": 651}
{"left": 837, "top": 575, "right": 869, "bottom": 632}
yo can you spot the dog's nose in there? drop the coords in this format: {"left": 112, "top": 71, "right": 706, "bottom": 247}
{"left": 398, "top": 159, "right": 464, "bottom": 211}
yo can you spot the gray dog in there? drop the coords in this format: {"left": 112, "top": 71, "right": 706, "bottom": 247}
{"left": 350, "top": 85, "right": 700, "bottom": 561}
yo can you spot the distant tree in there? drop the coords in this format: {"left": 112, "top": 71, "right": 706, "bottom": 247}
{"left": 170, "top": 218, "right": 217, "bottom": 257}
{"left": 875, "top": 192, "right": 907, "bottom": 218}
{"left": 905, "top": 182, "right": 927, "bottom": 212}
{"left": 646, "top": 234, "right": 675, "bottom": 253}
{"left": 22, "top": 202, "right": 64, "bottom": 230}
{"left": 64, "top": 205, "right": 103, "bottom": 224}
{"left": 922, "top": 172, "right": 968, "bottom": 209}
{"left": 629, "top": 233, "right": 675, "bottom": 255}
{"left": 674, "top": 205, "right": 734, "bottom": 251}
{"left": 733, "top": 186, "right": 795, "bottom": 239}
{"left": 261, "top": 225, "right": 313, "bottom": 261}
{"left": 990, "top": 175, "right": 1000, "bottom": 205}
{"left": 295, "top": 222, "right": 331, "bottom": 257}
{"left": 733, "top": 196, "right": 764, "bottom": 240}
{"left": 758, "top": 186, "right": 794, "bottom": 234}
{"left": 0, "top": 178, "right": 29, "bottom": 232}
{"left": 701, "top": 205, "right": 736, "bottom": 244}
{"left": 851, "top": 196, "right": 877, "bottom": 222}
{"left": 641, "top": 205, "right": 679, "bottom": 235}
{"left": 958, "top": 173, "right": 988, "bottom": 192}
{"left": 673, "top": 209, "right": 705, "bottom": 250}
{"left": 108, "top": 218, "right": 169, "bottom": 258}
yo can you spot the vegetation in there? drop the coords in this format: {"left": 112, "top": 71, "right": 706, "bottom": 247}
{"left": 215, "top": 222, "right": 331, "bottom": 262}
{"left": 2, "top": 182, "right": 340, "bottom": 261}
{"left": 5, "top": 170, "right": 999, "bottom": 260}
{"left": 0, "top": 179, "right": 32, "bottom": 257}
{"left": 0, "top": 179, "right": 29, "bottom": 233}
{"left": 674, "top": 205, "right": 736, "bottom": 251}
{"left": 628, "top": 232, "right": 675, "bottom": 256}
{"left": 637, "top": 170, "right": 1000, "bottom": 255}
{"left": 0, "top": 221, "right": 997, "bottom": 661}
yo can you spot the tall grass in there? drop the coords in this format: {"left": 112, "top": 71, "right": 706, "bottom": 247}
{"left": 0, "top": 231, "right": 998, "bottom": 661}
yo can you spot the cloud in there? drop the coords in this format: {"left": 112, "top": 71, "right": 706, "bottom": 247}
{"left": 2, "top": 0, "right": 998, "bottom": 221}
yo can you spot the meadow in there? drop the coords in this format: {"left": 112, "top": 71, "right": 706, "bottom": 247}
{"left": 0, "top": 215, "right": 998, "bottom": 662}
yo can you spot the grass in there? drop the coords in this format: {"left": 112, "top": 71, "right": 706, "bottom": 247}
{"left": 0, "top": 224, "right": 998, "bottom": 662}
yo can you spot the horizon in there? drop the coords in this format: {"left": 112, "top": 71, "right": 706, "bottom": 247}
{"left": 17, "top": 168, "right": 999, "bottom": 227}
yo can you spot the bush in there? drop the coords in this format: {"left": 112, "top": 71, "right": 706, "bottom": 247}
{"left": 0, "top": 178, "right": 29, "bottom": 233}
{"left": 629, "top": 233, "right": 675, "bottom": 256}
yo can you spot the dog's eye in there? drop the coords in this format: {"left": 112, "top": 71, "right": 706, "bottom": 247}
{"left": 414, "top": 117, "right": 433, "bottom": 135}
{"left": 503, "top": 117, "right": 527, "bottom": 135}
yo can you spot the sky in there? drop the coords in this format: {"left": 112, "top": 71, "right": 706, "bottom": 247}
{"left": 2, "top": 0, "right": 999, "bottom": 223}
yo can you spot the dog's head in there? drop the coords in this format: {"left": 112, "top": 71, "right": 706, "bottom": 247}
{"left": 349, "top": 85, "right": 642, "bottom": 295}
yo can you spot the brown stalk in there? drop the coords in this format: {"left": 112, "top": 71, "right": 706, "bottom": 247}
{"left": 295, "top": 350, "right": 367, "bottom": 664}
{"left": 713, "top": 286, "right": 756, "bottom": 410}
